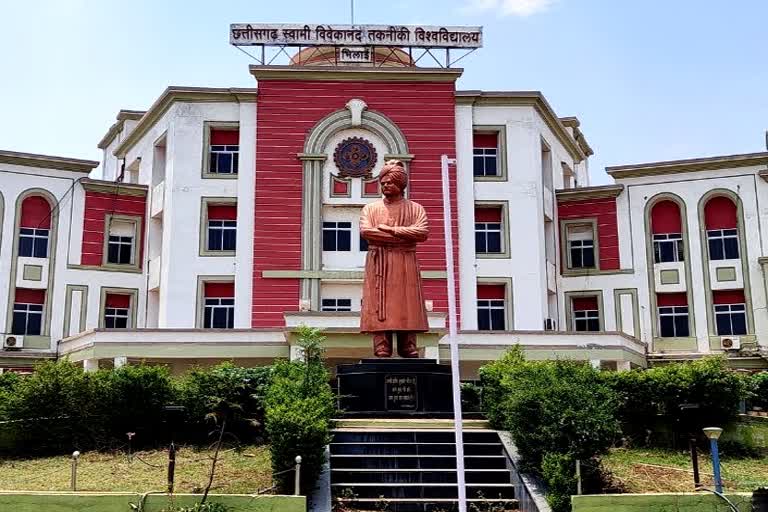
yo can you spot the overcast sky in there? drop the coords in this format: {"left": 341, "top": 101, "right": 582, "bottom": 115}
{"left": 0, "top": 0, "right": 766, "bottom": 184}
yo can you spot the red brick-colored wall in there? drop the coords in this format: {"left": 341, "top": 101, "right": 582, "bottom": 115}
{"left": 253, "top": 79, "right": 459, "bottom": 328}
{"left": 558, "top": 197, "right": 620, "bottom": 271}
{"left": 81, "top": 191, "right": 146, "bottom": 267}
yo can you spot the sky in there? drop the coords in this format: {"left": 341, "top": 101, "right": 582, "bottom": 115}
{"left": 0, "top": 0, "right": 766, "bottom": 185}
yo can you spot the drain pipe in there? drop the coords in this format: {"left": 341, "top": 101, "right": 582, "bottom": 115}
{"left": 441, "top": 154, "right": 467, "bottom": 512}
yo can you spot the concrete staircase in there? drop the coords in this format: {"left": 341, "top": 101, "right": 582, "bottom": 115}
{"left": 330, "top": 420, "right": 518, "bottom": 511}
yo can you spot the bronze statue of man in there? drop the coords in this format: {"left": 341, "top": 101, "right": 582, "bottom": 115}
{"left": 360, "top": 160, "right": 429, "bottom": 358}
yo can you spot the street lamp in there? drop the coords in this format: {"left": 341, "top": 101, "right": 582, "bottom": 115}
{"left": 703, "top": 427, "right": 724, "bottom": 493}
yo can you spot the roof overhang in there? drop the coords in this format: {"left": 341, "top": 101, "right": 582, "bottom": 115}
{"left": 606, "top": 152, "right": 768, "bottom": 179}
{"left": 0, "top": 150, "right": 99, "bottom": 173}
{"left": 113, "top": 87, "right": 258, "bottom": 158}
{"left": 97, "top": 110, "right": 146, "bottom": 150}
{"left": 556, "top": 184, "right": 624, "bottom": 202}
{"left": 456, "top": 90, "right": 587, "bottom": 163}
{"left": 249, "top": 64, "right": 463, "bottom": 82}
{"left": 80, "top": 178, "right": 148, "bottom": 197}
{"left": 559, "top": 116, "right": 594, "bottom": 157}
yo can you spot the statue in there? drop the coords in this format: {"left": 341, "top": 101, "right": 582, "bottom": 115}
{"left": 360, "top": 160, "right": 429, "bottom": 358}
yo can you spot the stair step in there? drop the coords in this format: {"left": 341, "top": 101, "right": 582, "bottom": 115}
{"left": 332, "top": 430, "right": 500, "bottom": 444}
{"left": 331, "top": 468, "right": 511, "bottom": 484}
{"left": 331, "top": 454, "right": 508, "bottom": 469}
{"left": 332, "top": 482, "right": 516, "bottom": 499}
{"left": 334, "top": 498, "right": 519, "bottom": 512}
{"left": 330, "top": 442, "right": 503, "bottom": 456}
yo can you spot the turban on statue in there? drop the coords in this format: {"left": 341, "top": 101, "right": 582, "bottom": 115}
{"left": 379, "top": 160, "right": 408, "bottom": 190}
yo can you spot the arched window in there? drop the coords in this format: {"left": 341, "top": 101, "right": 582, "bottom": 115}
{"left": 18, "top": 195, "right": 52, "bottom": 258}
{"left": 651, "top": 200, "right": 684, "bottom": 263}
{"left": 704, "top": 196, "right": 739, "bottom": 260}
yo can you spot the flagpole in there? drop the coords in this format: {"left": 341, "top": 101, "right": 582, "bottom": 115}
{"left": 441, "top": 154, "right": 467, "bottom": 512}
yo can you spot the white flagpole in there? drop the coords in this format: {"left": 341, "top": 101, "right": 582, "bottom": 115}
{"left": 441, "top": 154, "right": 467, "bottom": 512}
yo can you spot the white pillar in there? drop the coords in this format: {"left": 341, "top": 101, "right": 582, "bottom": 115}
{"left": 424, "top": 345, "right": 439, "bottom": 362}
{"left": 114, "top": 356, "right": 128, "bottom": 369}
{"left": 617, "top": 361, "right": 632, "bottom": 372}
{"left": 289, "top": 345, "right": 304, "bottom": 362}
{"left": 83, "top": 358, "right": 99, "bottom": 372}
{"left": 589, "top": 359, "right": 601, "bottom": 369}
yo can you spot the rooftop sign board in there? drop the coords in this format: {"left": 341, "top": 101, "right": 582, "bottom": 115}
{"left": 230, "top": 24, "right": 483, "bottom": 49}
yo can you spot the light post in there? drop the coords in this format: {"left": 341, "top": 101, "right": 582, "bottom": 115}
{"left": 703, "top": 427, "right": 724, "bottom": 493}
{"left": 441, "top": 154, "right": 467, "bottom": 512}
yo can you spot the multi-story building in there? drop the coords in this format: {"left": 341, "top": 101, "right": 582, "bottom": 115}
{"left": 1, "top": 45, "right": 766, "bottom": 376}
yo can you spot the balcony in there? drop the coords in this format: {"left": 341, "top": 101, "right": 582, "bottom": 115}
{"left": 148, "top": 256, "right": 161, "bottom": 291}
{"left": 150, "top": 180, "right": 165, "bottom": 218}
{"left": 546, "top": 260, "right": 557, "bottom": 293}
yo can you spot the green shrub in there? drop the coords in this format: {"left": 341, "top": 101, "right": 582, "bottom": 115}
{"left": 92, "top": 364, "right": 176, "bottom": 448}
{"left": 460, "top": 382, "right": 482, "bottom": 413}
{"left": 541, "top": 452, "right": 576, "bottom": 512}
{"left": 265, "top": 327, "right": 335, "bottom": 494}
{"left": 604, "top": 357, "right": 752, "bottom": 445}
{"left": 480, "top": 350, "right": 619, "bottom": 470}
{"left": 179, "top": 363, "right": 273, "bottom": 443}
{"left": 752, "top": 372, "right": 768, "bottom": 409}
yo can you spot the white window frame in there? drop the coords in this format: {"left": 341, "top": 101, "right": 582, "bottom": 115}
{"left": 11, "top": 302, "right": 43, "bottom": 335}
{"left": 572, "top": 309, "right": 600, "bottom": 332}
{"left": 107, "top": 234, "right": 134, "bottom": 265}
{"left": 203, "top": 297, "right": 235, "bottom": 329}
{"left": 104, "top": 307, "right": 130, "bottom": 329}
{"left": 707, "top": 228, "right": 739, "bottom": 261}
{"left": 18, "top": 227, "right": 49, "bottom": 258}
{"left": 566, "top": 225, "right": 596, "bottom": 269}
{"left": 714, "top": 303, "right": 747, "bottom": 336}
{"left": 473, "top": 147, "right": 499, "bottom": 177}
{"left": 321, "top": 298, "right": 352, "bottom": 312}
{"left": 207, "top": 219, "right": 237, "bottom": 252}
{"left": 658, "top": 305, "right": 689, "bottom": 337}
{"left": 653, "top": 233, "right": 684, "bottom": 263}
{"left": 209, "top": 143, "right": 240, "bottom": 175}
{"left": 475, "top": 222, "right": 502, "bottom": 254}
{"left": 322, "top": 221, "right": 352, "bottom": 252}
{"left": 477, "top": 298, "right": 505, "bottom": 331}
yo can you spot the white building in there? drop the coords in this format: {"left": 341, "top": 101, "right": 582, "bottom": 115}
{"left": 0, "top": 45, "right": 765, "bottom": 376}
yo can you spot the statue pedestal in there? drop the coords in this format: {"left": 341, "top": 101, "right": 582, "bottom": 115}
{"left": 336, "top": 359, "right": 453, "bottom": 417}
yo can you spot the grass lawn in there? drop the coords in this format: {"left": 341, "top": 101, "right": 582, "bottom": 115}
{"left": 0, "top": 445, "right": 272, "bottom": 494}
{"left": 602, "top": 447, "right": 768, "bottom": 493}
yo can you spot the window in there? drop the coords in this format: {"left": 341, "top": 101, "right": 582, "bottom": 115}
{"left": 571, "top": 296, "right": 600, "bottom": 332}
{"left": 322, "top": 221, "right": 352, "bottom": 251}
{"left": 477, "top": 284, "right": 505, "bottom": 331}
{"left": 202, "top": 282, "right": 234, "bottom": 329}
{"left": 715, "top": 304, "right": 746, "bottom": 336}
{"left": 103, "top": 293, "right": 131, "bottom": 328}
{"left": 106, "top": 219, "right": 136, "bottom": 265}
{"left": 658, "top": 306, "right": 689, "bottom": 337}
{"left": 473, "top": 133, "right": 499, "bottom": 177}
{"left": 359, "top": 236, "right": 369, "bottom": 252}
{"left": 209, "top": 128, "right": 239, "bottom": 175}
{"left": 207, "top": 203, "right": 237, "bottom": 252}
{"left": 566, "top": 224, "right": 595, "bottom": 269}
{"left": 12, "top": 303, "right": 43, "bottom": 335}
{"left": 321, "top": 298, "right": 352, "bottom": 312}
{"left": 11, "top": 288, "right": 45, "bottom": 336}
{"left": 18, "top": 228, "right": 49, "bottom": 258}
{"left": 653, "top": 233, "right": 684, "bottom": 263}
{"left": 708, "top": 229, "right": 739, "bottom": 260}
{"left": 19, "top": 195, "right": 51, "bottom": 258}
{"left": 475, "top": 206, "right": 503, "bottom": 255}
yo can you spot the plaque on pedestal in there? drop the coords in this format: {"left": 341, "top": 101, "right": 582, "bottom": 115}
{"left": 336, "top": 359, "right": 453, "bottom": 417}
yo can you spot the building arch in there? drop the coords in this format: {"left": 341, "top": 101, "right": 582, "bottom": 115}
{"left": 697, "top": 189, "right": 755, "bottom": 343}
{"left": 298, "top": 101, "right": 410, "bottom": 308}
{"left": 6, "top": 188, "right": 59, "bottom": 339}
{"left": 643, "top": 192, "right": 696, "bottom": 345}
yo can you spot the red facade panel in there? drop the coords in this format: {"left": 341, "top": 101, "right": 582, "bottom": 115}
{"left": 651, "top": 200, "right": 682, "bottom": 234}
{"left": 473, "top": 133, "right": 498, "bottom": 148}
{"left": 205, "top": 282, "right": 235, "bottom": 298}
{"left": 557, "top": 197, "right": 620, "bottom": 271}
{"left": 15, "top": 288, "right": 45, "bottom": 304}
{"left": 657, "top": 292, "right": 687, "bottom": 307}
{"left": 210, "top": 129, "right": 239, "bottom": 145}
{"left": 477, "top": 284, "right": 505, "bottom": 300}
{"left": 572, "top": 296, "right": 599, "bottom": 311}
{"left": 81, "top": 191, "right": 146, "bottom": 267}
{"left": 208, "top": 204, "right": 238, "bottom": 220}
{"left": 20, "top": 196, "right": 52, "bottom": 229}
{"left": 105, "top": 293, "right": 131, "bottom": 308}
{"left": 253, "top": 79, "right": 458, "bottom": 328}
{"left": 713, "top": 289, "right": 745, "bottom": 305}
{"left": 704, "top": 196, "right": 737, "bottom": 230}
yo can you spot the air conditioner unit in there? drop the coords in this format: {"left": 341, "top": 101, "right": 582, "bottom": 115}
{"left": 720, "top": 336, "right": 741, "bottom": 350}
{"left": 3, "top": 335, "right": 24, "bottom": 350}
{"left": 544, "top": 318, "right": 557, "bottom": 331}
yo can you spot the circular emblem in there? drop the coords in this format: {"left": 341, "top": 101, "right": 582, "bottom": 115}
{"left": 333, "top": 137, "right": 378, "bottom": 178}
